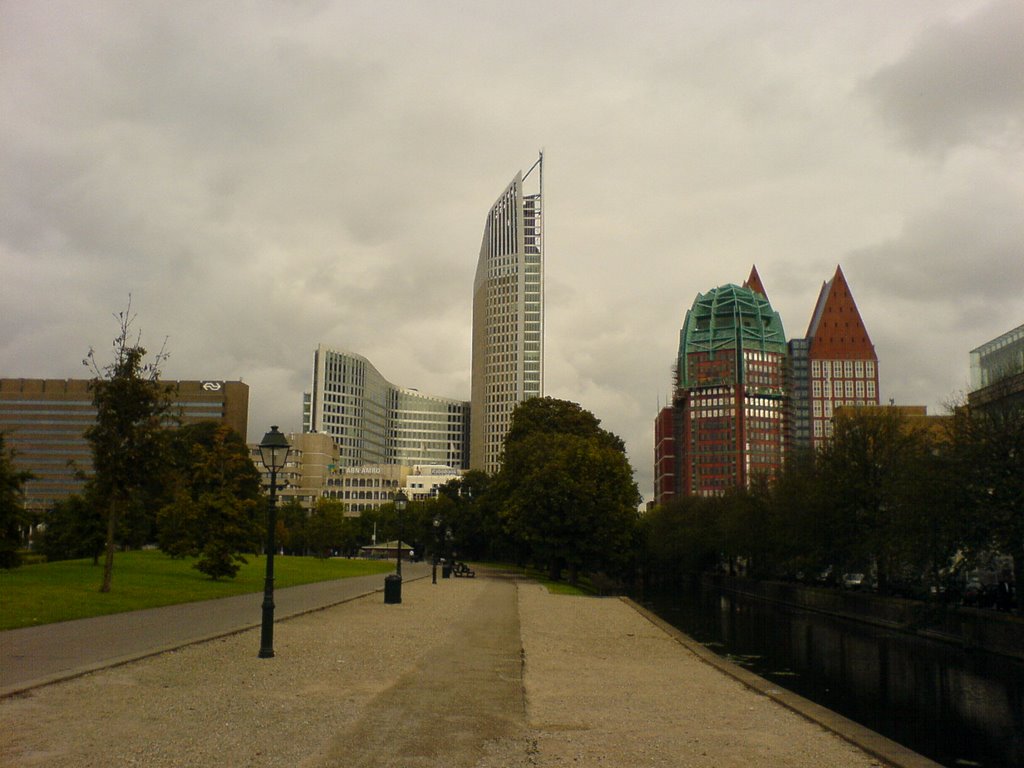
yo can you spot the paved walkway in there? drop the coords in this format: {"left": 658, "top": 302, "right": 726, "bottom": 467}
{"left": 0, "top": 563, "right": 431, "bottom": 694}
{"left": 1, "top": 567, "right": 941, "bottom": 768}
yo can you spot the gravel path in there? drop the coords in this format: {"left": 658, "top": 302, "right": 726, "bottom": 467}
{"left": 1, "top": 572, "right": 897, "bottom": 767}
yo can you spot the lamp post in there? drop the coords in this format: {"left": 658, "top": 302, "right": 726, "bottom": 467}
{"left": 258, "top": 426, "right": 291, "bottom": 659}
{"left": 394, "top": 489, "right": 407, "bottom": 577}
{"left": 432, "top": 513, "right": 442, "bottom": 584}
{"left": 384, "top": 490, "right": 407, "bottom": 604}
{"left": 443, "top": 525, "right": 453, "bottom": 579}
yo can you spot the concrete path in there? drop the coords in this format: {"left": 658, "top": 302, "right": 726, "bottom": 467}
{"left": 0, "top": 563, "right": 431, "bottom": 695}
{"left": 1, "top": 567, "right": 942, "bottom": 768}
{"left": 317, "top": 572, "right": 525, "bottom": 767}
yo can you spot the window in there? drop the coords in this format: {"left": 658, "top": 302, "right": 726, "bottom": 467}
{"left": 812, "top": 360, "right": 821, "bottom": 377}
{"left": 812, "top": 380, "right": 821, "bottom": 397}
{"left": 844, "top": 361, "right": 854, "bottom": 377}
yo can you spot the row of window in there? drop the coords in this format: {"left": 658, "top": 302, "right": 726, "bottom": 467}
{"left": 813, "top": 380, "right": 877, "bottom": 399}
{"left": 812, "top": 359, "right": 876, "bottom": 378}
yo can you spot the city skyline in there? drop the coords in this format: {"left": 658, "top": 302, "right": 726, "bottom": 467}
{"left": 3, "top": 2, "right": 1022, "bottom": 502}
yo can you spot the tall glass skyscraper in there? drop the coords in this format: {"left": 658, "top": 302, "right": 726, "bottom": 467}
{"left": 470, "top": 155, "right": 544, "bottom": 473}
{"left": 305, "top": 345, "right": 470, "bottom": 469}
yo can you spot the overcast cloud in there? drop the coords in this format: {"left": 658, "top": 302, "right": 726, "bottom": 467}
{"left": 3, "top": 0, "right": 1022, "bottom": 502}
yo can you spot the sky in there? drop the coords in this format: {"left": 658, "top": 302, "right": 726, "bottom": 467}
{"left": 3, "top": 0, "right": 1023, "bottom": 503}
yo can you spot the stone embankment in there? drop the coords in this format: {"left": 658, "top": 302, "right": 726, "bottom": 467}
{"left": 706, "top": 574, "right": 1024, "bottom": 661}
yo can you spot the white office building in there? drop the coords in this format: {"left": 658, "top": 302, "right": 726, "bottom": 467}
{"left": 305, "top": 345, "right": 470, "bottom": 470}
{"left": 470, "top": 154, "right": 545, "bottom": 473}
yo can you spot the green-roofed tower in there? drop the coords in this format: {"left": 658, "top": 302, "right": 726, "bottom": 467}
{"left": 673, "top": 269, "right": 788, "bottom": 495}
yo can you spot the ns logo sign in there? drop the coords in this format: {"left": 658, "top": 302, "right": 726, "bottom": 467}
{"left": 201, "top": 381, "right": 223, "bottom": 392}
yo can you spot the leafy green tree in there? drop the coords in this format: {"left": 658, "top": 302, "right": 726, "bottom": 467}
{"left": 0, "top": 433, "right": 33, "bottom": 568}
{"left": 952, "top": 402, "right": 1024, "bottom": 609}
{"left": 813, "top": 408, "right": 933, "bottom": 592}
{"left": 765, "top": 449, "right": 833, "bottom": 579}
{"left": 84, "top": 306, "right": 175, "bottom": 592}
{"left": 192, "top": 488, "right": 258, "bottom": 579}
{"left": 38, "top": 492, "right": 106, "bottom": 563}
{"left": 307, "top": 500, "right": 354, "bottom": 557}
{"left": 277, "top": 498, "right": 310, "bottom": 555}
{"left": 497, "top": 398, "right": 641, "bottom": 583}
{"left": 639, "top": 495, "right": 721, "bottom": 588}
{"left": 420, "top": 472, "right": 510, "bottom": 562}
{"left": 157, "top": 423, "right": 262, "bottom": 579}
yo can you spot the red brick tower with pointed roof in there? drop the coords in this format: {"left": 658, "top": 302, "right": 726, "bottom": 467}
{"left": 743, "top": 264, "right": 768, "bottom": 299}
{"left": 804, "top": 265, "right": 879, "bottom": 448}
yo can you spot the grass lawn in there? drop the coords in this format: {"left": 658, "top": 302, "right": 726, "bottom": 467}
{"left": 0, "top": 550, "right": 393, "bottom": 631}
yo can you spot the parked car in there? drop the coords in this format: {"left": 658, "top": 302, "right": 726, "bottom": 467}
{"left": 841, "top": 573, "right": 866, "bottom": 590}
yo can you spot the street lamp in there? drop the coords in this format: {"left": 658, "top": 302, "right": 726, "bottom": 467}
{"left": 384, "top": 490, "right": 407, "bottom": 604}
{"left": 443, "top": 525, "right": 453, "bottom": 579}
{"left": 394, "top": 489, "right": 407, "bottom": 578}
{"left": 258, "top": 425, "right": 291, "bottom": 659}
{"left": 432, "top": 513, "right": 442, "bottom": 584}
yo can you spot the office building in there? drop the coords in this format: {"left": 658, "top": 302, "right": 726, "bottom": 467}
{"left": 798, "top": 266, "right": 880, "bottom": 450}
{"left": 655, "top": 264, "right": 885, "bottom": 503}
{"left": 470, "top": 154, "right": 544, "bottom": 473}
{"left": 653, "top": 405, "right": 677, "bottom": 505}
{"left": 674, "top": 269, "right": 788, "bottom": 496}
{"left": 322, "top": 463, "right": 409, "bottom": 514}
{"left": 969, "top": 323, "right": 1024, "bottom": 411}
{"left": 0, "top": 378, "right": 248, "bottom": 510}
{"left": 305, "top": 345, "right": 470, "bottom": 470}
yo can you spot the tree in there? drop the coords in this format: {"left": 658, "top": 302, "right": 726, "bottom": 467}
{"left": 84, "top": 305, "right": 175, "bottom": 592}
{"left": 307, "top": 500, "right": 353, "bottom": 557}
{"left": 497, "top": 398, "right": 641, "bottom": 583}
{"left": 765, "top": 448, "right": 833, "bottom": 579}
{"left": 812, "top": 407, "right": 955, "bottom": 595}
{"left": 422, "top": 472, "right": 511, "bottom": 562}
{"left": 0, "top": 433, "right": 33, "bottom": 568}
{"left": 38, "top": 492, "right": 106, "bottom": 563}
{"left": 639, "top": 495, "right": 721, "bottom": 588}
{"left": 157, "top": 423, "right": 262, "bottom": 579}
{"left": 953, "top": 402, "right": 1024, "bottom": 610}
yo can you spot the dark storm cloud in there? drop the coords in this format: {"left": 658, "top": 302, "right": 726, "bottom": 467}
{"left": 862, "top": 0, "right": 1024, "bottom": 153}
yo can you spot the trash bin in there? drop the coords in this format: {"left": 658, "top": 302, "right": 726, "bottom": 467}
{"left": 384, "top": 573, "right": 402, "bottom": 604}
{"left": 442, "top": 563, "right": 452, "bottom": 579}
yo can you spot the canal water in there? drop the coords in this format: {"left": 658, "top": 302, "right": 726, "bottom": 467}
{"left": 647, "top": 582, "right": 1024, "bottom": 768}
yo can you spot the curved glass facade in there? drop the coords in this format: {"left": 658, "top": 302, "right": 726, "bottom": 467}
{"left": 307, "top": 345, "right": 469, "bottom": 469}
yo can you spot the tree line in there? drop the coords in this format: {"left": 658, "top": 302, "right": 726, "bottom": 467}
{"left": 640, "top": 404, "right": 1023, "bottom": 604}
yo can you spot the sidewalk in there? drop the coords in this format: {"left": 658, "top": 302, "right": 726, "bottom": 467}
{"left": 0, "top": 568, "right": 940, "bottom": 768}
{"left": 0, "top": 563, "right": 432, "bottom": 695}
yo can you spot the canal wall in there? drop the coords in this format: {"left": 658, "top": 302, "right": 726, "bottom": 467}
{"left": 705, "top": 575, "right": 1024, "bottom": 661}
